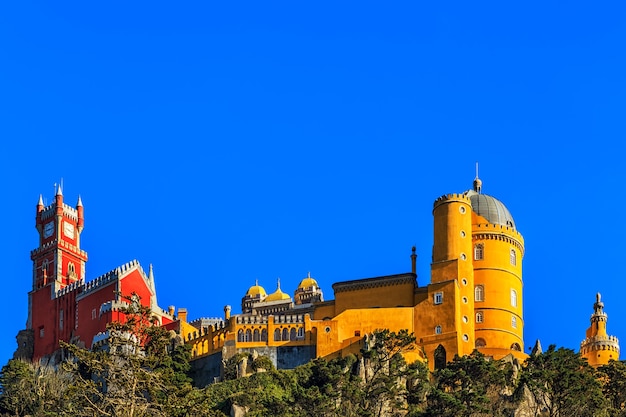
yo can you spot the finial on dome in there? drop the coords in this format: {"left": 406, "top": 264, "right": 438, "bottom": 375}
{"left": 277, "top": 277, "right": 281, "bottom": 289}
{"left": 255, "top": 279, "right": 259, "bottom": 286}
{"left": 594, "top": 292, "right": 605, "bottom": 314}
{"left": 473, "top": 162, "right": 482, "bottom": 193}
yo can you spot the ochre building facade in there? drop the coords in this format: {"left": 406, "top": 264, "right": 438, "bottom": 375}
{"left": 177, "top": 175, "right": 529, "bottom": 375}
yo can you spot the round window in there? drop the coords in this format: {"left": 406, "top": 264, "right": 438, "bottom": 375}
{"left": 459, "top": 206, "right": 466, "bottom": 214}
{"left": 324, "top": 326, "right": 331, "bottom": 333}
{"left": 463, "top": 334, "right": 469, "bottom": 342}
{"left": 461, "top": 278, "right": 467, "bottom": 286}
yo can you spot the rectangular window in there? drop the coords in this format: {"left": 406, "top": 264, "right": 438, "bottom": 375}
{"left": 59, "top": 309, "right": 64, "bottom": 330}
{"left": 435, "top": 325, "right": 442, "bottom": 334}
{"left": 512, "top": 316, "right": 517, "bottom": 328}
{"left": 39, "top": 326, "right": 44, "bottom": 338}
{"left": 92, "top": 308, "right": 97, "bottom": 320}
{"left": 434, "top": 292, "right": 443, "bottom": 305}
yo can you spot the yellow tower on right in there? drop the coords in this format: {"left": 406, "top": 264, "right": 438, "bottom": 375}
{"left": 580, "top": 293, "right": 620, "bottom": 367}
{"left": 465, "top": 175, "right": 525, "bottom": 359}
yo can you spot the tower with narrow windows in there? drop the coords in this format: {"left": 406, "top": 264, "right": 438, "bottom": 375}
{"left": 580, "top": 293, "right": 620, "bottom": 367}
{"left": 465, "top": 176, "right": 525, "bottom": 358}
{"left": 29, "top": 185, "right": 87, "bottom": 359}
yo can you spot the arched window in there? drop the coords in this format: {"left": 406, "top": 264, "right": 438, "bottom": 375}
{"left": 475, "top": 338, "right": 486, "bottom": 348}
{"left": 510, "top": 249, "right": 516, "bottom": 266}
{"left": 474, "top": 285, "right": 484, "bottom": 302}
{"left": 68, "top": 262, "right": 75, "bottom": 274}
{"left": 511, "top": 289, "right": 518, "bottom": 307}
{"left": 434, "top": 345, "right": 446, "bottom": 370}
{"left": 290, "top": 328, "right": 297, "bottom": 341}
{"left": 435, "top": 325, "right": 442, "bottom": 335}
{"left": 297, "top": 327, "right": 304, "bottom": 338}
{"left": 245, "top": 329, "right": 252, "bottom": 342}
{"left": 253, "top": 329, "right": 260, "bottom": 342}
{"left": 476, "top": 312, "right": 484, "bottom": 323}
{"left": 474, "top": 244, "right": 484, "bottom": 260}
{"left": 261, "top": 329, "right": 267, "bottom": 342}
{"left": 274, "top": 329, "right": 281, "bottom": 341}
{"left": 511, "top": 343, "right": 521, "bottom": 351}
{"left": 237, "top": 329, "right": 244, "bottom": 342}
{"left": 282, "top": 328, "right": 289, "bottom": 341}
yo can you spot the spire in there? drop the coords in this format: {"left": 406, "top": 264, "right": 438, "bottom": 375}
{"left": 594, "top": 292, "right": 604, "bottom": 314}
{"left": 56, "top": 183, "right": 63, "bottom": 196}
{"left": 38, "top": 194, "right": 44, "bottom": 206}
{"left": 77, "top": 195, "right": 83, "bottom": 207}
{"left": 473, "top": 162, "right": 482, "bottom": 193}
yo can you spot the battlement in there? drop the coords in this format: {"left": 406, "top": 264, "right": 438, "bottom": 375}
{"left": 30, "top": 238, "right": 88, "bottom": 259}
{"left": 99, "top": 300, "right": 131, "bottom": 316}
{"left": 274, "top": 314, "right": 305, "bottom": 324}
{"left": 56, "top": 280, "right": 84, "bottom": 298}
{"left": 40, "top": 202, "right": 79, "bottom": 221}
{"left": 433, "top": 193, "right": 472, "bottom": 210}
{"left": 580, "top": 335, "right": 620, "bottom": 354}
{"left": 236, "top": 315, "right": 269, "bottom": 325}
{"left": 190, "top": 317, "right": 226, "bottom": 328}
{"left": 77, "top": 260, "right": 142, "bottom": 300}
{"left": 31, "top": 240, "right": 57, "bottom": 257}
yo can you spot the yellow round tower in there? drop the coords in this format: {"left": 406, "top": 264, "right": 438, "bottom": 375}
{"left": 581, "top": 293, "right": 620, "bottom": 367}
{"left": 431, "top": 192, "right": 475, "bottom": 357}
{"left": 465, "top": 176, "right": 525, "bottom": 360}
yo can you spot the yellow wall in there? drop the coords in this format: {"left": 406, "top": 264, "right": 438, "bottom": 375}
{"left": 472, "top": 217, "right": 524, "bottom": 356}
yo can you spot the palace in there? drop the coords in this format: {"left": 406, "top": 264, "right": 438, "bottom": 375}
{"left": 16, "top": 175, "right": 619, "bottom": 382}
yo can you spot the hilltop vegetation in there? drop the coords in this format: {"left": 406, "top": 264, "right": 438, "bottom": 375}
{"left": 1, "top": 302, "right": 625, "bottom": 416}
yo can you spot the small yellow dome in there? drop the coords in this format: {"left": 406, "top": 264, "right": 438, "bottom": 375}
{"left": 246, "top": 281, "right": 267, "bottom": 298}
{"left": 298, "top": 274, "right": 318, "bottom": 289}
{"left": 265, "top": 288, "right": 291, "bottom": 302}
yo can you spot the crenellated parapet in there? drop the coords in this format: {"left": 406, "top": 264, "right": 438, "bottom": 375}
{"left": 56, "top": 279, "right": 84, "bottom": 298}
{"left": 274, "top": 314, "right": 305, "bottom": 324}
{"left": 78, "top": 260, "right": 141, "bottom": 299}
{"left": 236, "top": 315, "right": 269, "bottom": 325}
{"left": 432, "top": 193, "right": 472, "bottom": 211}
{"left": 473, "top": 223, "right": 525, "bottom": 255}
{"left": 580, "top": 335, "right": 620, "bottom": 355}
{"left": 99, "top": 300, "right": 131, "bottom": 317}
{"left": 39, "top": 202, "right": 79, "bottom": 222}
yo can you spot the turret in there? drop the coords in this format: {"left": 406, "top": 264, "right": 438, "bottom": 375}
{"left": 581, "top": 293, "right": 620, "bottom": 367}
{"left": 76, "top": 195, "right": 84, "bottom": 234}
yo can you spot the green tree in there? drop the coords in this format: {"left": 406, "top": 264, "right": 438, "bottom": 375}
{"left": 0, "top": 359, "right": 72, "bottom": 416}
{"left": 598, "top": 360, "right": 626, "bottom": 417}
{"left": 518, "top": 345, "right": 608, "bottom": 417}
{"left": 61, "top": 293, "right": 197, "bottom": 416}
{"left": 424, "top": 351, "right": 516, "bottom": 417}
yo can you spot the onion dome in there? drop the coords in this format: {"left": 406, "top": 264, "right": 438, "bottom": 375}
{"left": 265, "top": 278, "right": 292, "bottom": 302}
{"left": 297, "top": 272, "right": 318, "bottom": 290}
{"left": 245, "top": 280, "right": 267, "bottom": 298}
{"left": 464, "top": 176, "right": 516, "bottom": 229}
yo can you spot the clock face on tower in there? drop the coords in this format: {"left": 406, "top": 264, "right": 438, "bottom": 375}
{"left": 63, "top": 222, "right": 75, "bottom": 239}
{"left": 43, "top": 222, "right": 54, "bottom": 238}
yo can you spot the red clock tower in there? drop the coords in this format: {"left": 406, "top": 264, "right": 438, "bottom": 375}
{"left": 29, "top": 185, "right": 88, "bottom": 359}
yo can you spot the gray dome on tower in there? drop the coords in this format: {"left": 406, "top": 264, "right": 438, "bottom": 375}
{"left": 464, "top": 177, "right": 516, "bottom": 229}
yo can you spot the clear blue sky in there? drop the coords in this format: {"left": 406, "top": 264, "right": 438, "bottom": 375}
{"left": 1, "top": 1, "right": 625, "bottom": 367}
